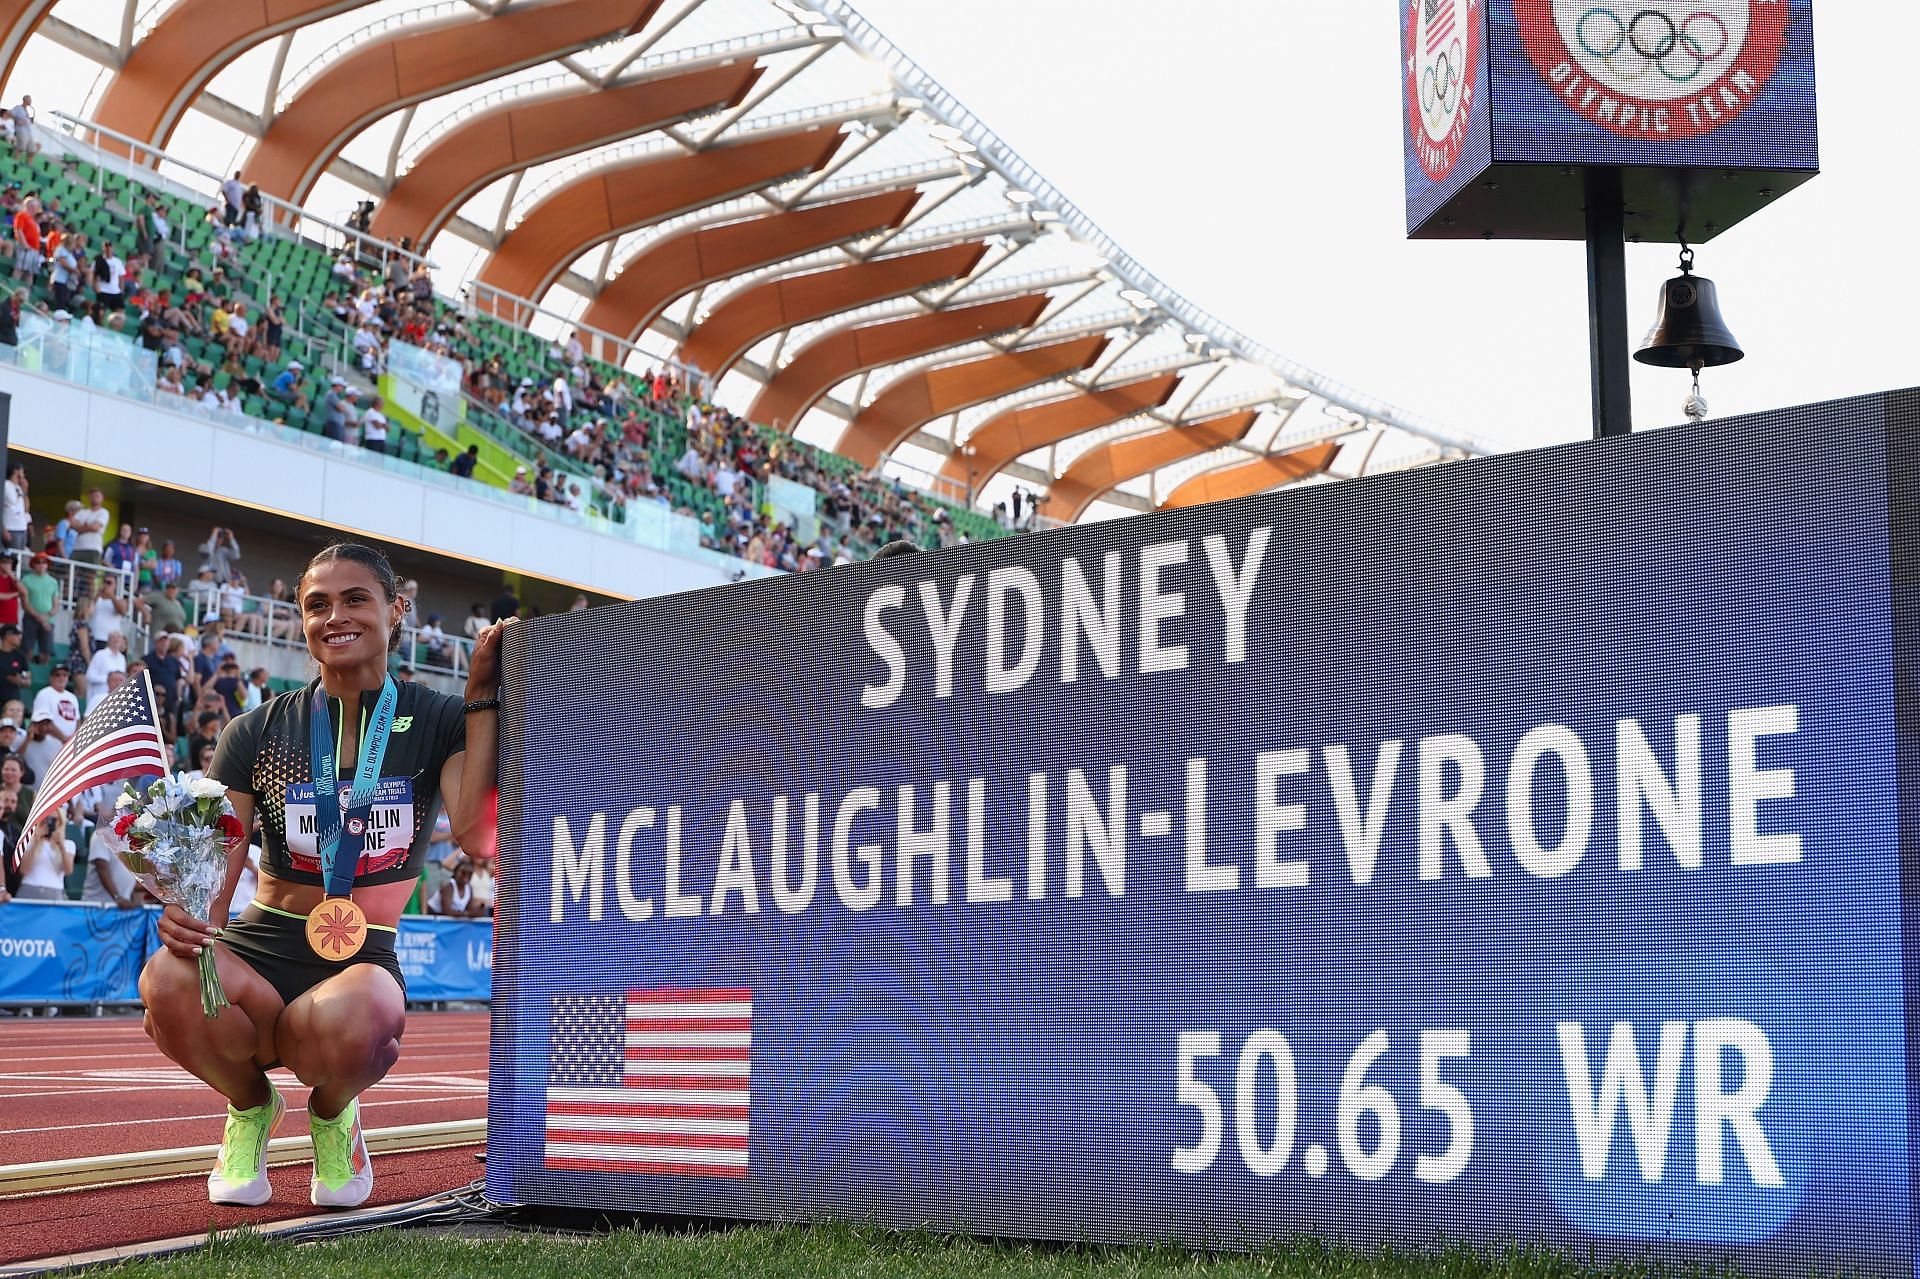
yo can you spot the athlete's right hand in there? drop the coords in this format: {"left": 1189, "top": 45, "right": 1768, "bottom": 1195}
{"left": 157, "top": 903, "right": 219, "bottom": 958}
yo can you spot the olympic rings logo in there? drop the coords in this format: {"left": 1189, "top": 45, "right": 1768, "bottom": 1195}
{"left": 1575, "top": 7, "right": 1729, "bottom": 84}
{"left": 1421, "top": 40, "right": 1465, "bottom": 125}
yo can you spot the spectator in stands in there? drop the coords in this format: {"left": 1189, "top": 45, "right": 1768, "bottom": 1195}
{"left": 322, "top": 376, "right": 351, "bottom": 441}
{"left": 20, "top": 554, "right": 54, "bottom": 663}
{"left": 69, "top": 487, "right": 108, "bottom": 564}
{"left": 104, "top": 523, "right": 137, "bottom": 574}
{"left": 94, "top": 241, "right": 127, "bottom": 310}
{"left": 141, "top": 576, "right": 187, "bottom": 635}
{"left": 222, "top": 299, "right": 250, "bottom": 358}
{"left": 152, "top": 538, "right": 182, "bottom": 588}
{"left": 48, "top": 229, "right": 80, "bottom": 311}
{"left": 0, "top": 286, "right": 19, "bottom": 346}
{"left": 13, "top": 815, "right": 72, "bottom": 901}
{"left": 184, "top": 708, "right": 221, "bottom": 765}
{"left": 8, "top": 195, "right": 37, "bottom": 281}
{"left": 82, "top": 785, "right": 138, "bottom": 908}
{"left": 23, "top": 711, "right": 62, "bottom": 780}
{"left": 449, "top": 444, "right": 479, "bottom": 479}
{"left": 132, "top": 528, "right": 158, "bottom": 592}
{"left": 146, "top": 631, "right": 184, "bottom": 735}
{"left": 1, "top": 752, "right": 33, "bottom": 811}
{"left": 199, "top": 525, "right": 242, "bottom": 583}
{"left": 360, "top": 395, "right": 389, "bottom": 454}
{"left": 508, "top": 465, "right": 531, "bottom": 495}
{"left": 0, "top": 719, "right": 28, "bottom": 782}
{"left": 0, "top": 551, "right": 17, "bottom": 635}
{"left": 0, "top": 624, "right": 27, "bottom": 695}
{"left": 415, "top": 613, "right": 449, "bottom": 666}
{"left": 88, "top": 573, "right": 128, "bottom": 640}
{"left": 85, "top": 631, "right": 127, "bottom": 714}
{"left": 3, "top": 462, "right": 30, "bottom": 553}
{"left": 212, "top": 656, "right": 244, "bottom": 717}
{"left": 31, "top": 664, "right": 77, "bottom": 744}
{"left": 241, "top": 665, "right": 270, "bottom": 712}
{"left": 490, "top": 585, "right": 519, "bottom": 624}
{"left": 241, "top": 185, "right": 264, "bottom": 239}
{"left": 53, "top": 499, "right": 80, "bottom": 557}
{"left": 7, "top": 96, "right": 36, "bottom": 157}
{"left": 269, "top": 359, "right": 308, "bottom": 412}
{"left": 192, "top": 630, "right": 221, "bottom": 689}
{"left": 260, "top": 295, "right": 285, "bottom": 363}
{"left": 219, "top": 572, "right": 251, "bottom": 631}
{"left": 263, "top": 577, "right": 300, "bottom": 640}
{"left": 463, "top": 603, "right": 489, "bottom": 640}
{"left": 426, "top": 853, "right": 487, "bottom": 918}
{"left": 219, "top": 172, "right": 244, "bottom": 227}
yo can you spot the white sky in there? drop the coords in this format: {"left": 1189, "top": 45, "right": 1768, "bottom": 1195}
{"left": 845, "top": 0, "right": 1914, "bottom": 451}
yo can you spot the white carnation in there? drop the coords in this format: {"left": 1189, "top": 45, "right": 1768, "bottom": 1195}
{"left": 134, "top": 813, "right": 158, "bottom": 832}
{"left": 187, "top": 777, "right": 227, "bottom": 800}
{"left": 115, "top": 791, "right": 137, "bottom": 811}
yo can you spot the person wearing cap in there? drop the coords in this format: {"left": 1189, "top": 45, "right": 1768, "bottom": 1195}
{"left": 19, "top": 553, "right": 54, "bottom": 663}
{"left": 30, "top": 663, "right": 78, "bottom": 742}
{"left": 269, "top": 359, "right": 308, "bottom": 412}
{"left": 508, "top": 466, "right": 531, "bottom": 496}
{"left": 141, "top": 576, "right": 187, "bottom": 634}
{"left": 322, "top": 376, "right": 350, "bottom": 442}
{"left": 23, "top": 708, "right": 61, "bottom": 782}
{"left": 0, "top": 622, "right": 26, "bottom": 693}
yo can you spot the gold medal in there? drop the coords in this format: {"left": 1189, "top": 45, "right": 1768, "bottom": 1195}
{"left": 306, "top": 896, "right": 367, "bottom": 960}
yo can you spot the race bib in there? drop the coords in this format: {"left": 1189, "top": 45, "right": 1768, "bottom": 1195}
{"left": 284, "top": 777, "right": 415, "bottom": 876}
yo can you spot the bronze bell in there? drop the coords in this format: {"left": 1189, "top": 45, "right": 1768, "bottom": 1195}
{"left": 1635, "top": 255, "right": 1743, "bottom": 370}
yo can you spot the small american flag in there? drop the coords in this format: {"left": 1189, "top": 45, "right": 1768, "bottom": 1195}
{"left": 19, "top": 670, "right": 169, "bottom": 847}
{"left": 1426, "top": 0, "right": 1456, "bottom": 51}
{"left": 544, "top": 988, "right": 751, "bottom": 1177}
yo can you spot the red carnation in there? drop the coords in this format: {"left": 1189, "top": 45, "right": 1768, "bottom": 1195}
{"left": 113, "top": 812, "right": 137, "bottom": 838}
{"left": 218, "top": 813, "right": 245, "bottom": 845}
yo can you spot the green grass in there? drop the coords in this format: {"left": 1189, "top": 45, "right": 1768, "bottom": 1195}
{"left": 85, "top": 1220, "right": 1736, "bottom": 1279}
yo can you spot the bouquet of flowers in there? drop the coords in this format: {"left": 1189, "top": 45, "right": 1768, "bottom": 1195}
{"left": 113, "top": 775, "right": 245, "bottom": 1018}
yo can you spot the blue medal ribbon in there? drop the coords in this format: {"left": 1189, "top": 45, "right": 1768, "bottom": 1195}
{"left": 308, "top": 677, "right": 400, "bottom": 899}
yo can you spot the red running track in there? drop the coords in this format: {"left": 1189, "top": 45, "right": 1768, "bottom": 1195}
{"left": 0, "top": 1011, "right": 489, "bottom": 1264}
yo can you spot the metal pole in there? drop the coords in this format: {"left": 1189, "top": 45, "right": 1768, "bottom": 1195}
{"left": 1584, "top": 168, "right": 1632, "bottom": 439}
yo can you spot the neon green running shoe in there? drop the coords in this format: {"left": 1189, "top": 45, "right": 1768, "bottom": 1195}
{"left": 207, "top": 1080, "right": 285, "bottom": 1206}
{"left": 309, "top": 1097, "right": 373, "bottom": 1208}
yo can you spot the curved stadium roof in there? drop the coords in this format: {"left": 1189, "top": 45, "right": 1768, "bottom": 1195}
{"left": 5, "top": 0, "right": 1489, "bottom": 521}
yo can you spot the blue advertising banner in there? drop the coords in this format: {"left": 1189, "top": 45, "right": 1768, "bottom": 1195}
{"left": 488, "top": 393, "right": 1915, "bottom": 1273}
{"left": 0, "top": 902, "right": 491, "bottom": 1005}
{"left": 394, "top": 913, "right": 495, "bottom": 1002}
{"left": 0, "top": 901, "right": 151, "bottom": 1004}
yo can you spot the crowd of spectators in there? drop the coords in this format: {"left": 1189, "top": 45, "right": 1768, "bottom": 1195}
{"left": 0, "top": 462, "right": 502, "bottom": 923}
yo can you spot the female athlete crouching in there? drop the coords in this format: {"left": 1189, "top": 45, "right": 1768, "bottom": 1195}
{"left": 139, "top": 542, "right": 505, "bottom": 1208}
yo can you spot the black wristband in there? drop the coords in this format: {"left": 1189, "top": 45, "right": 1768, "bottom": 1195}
{"left": 463, "top": 697, "right": 501, "bottom": 714}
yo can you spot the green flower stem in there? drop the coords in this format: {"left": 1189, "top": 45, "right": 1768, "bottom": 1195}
{"left": 198, "top": 946, "right": 228, "bottom": 1019}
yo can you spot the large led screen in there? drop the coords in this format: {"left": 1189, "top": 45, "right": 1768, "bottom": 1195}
{"left": 490, "top": 392, "right": 1916, "bottom": 1274}
{"left": 1488, "top": 0, "right": 1818, "bottom": 167}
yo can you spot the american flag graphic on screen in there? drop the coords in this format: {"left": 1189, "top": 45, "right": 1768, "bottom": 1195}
{"left": 544, "top": 989, "right": 750, "bottom": 1177}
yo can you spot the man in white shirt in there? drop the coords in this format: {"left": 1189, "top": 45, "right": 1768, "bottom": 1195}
{"left": 69, "top": 488, "right": 109, "bottom": 564}
{"left": 84, "top": 632, "right": 127, "bottom": 714}
{"left": 31, "top": 665, "right": 80, "bottom": 742}
{"left": 93, "top": 242, "right": 127, "bottom": 309}
{"left": 22, "top": 713, "right": 62, "bottom": 780}
{"left": 80, "top": 783, "right": 138, "bottom": 907}
{"left": 2, "top": 461, "right": 28, "bottom": 550}
{"left": 360, "top": 397, "right": 389, "bottom": 453}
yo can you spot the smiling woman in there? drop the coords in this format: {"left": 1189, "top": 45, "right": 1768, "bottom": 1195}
{"left": 137, "top": 540, "right": 508, "bottom": 1214}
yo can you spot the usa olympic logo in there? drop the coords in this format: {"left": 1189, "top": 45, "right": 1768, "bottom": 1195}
{"left": 1406, "top": 0, "right": 1483, "bottom": 179}
{"left": 1515, "top": 1, "right": 1789, "bottom": 140}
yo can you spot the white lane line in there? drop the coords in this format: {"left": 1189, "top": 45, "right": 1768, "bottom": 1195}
{"left": 1, "top": 1092, "right": 485, "bottom": 1137}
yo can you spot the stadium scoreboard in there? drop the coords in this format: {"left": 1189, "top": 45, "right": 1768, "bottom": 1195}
{"left": 1404, "top": 0, "right": 1819, "bottom": 239}
{"left": 490, "top": 389, "right": 1916, "bottom": 1274}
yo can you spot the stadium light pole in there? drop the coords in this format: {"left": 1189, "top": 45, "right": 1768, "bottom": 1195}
{"left": 1584, "top": 168, "right": 1632, "bottom": 440}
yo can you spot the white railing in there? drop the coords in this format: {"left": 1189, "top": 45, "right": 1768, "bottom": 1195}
{"left": 182, "top": 585, "right": 476, "bottom": 679}
{"left": 47, "top": 111, "right": 437, "bottom": 273}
